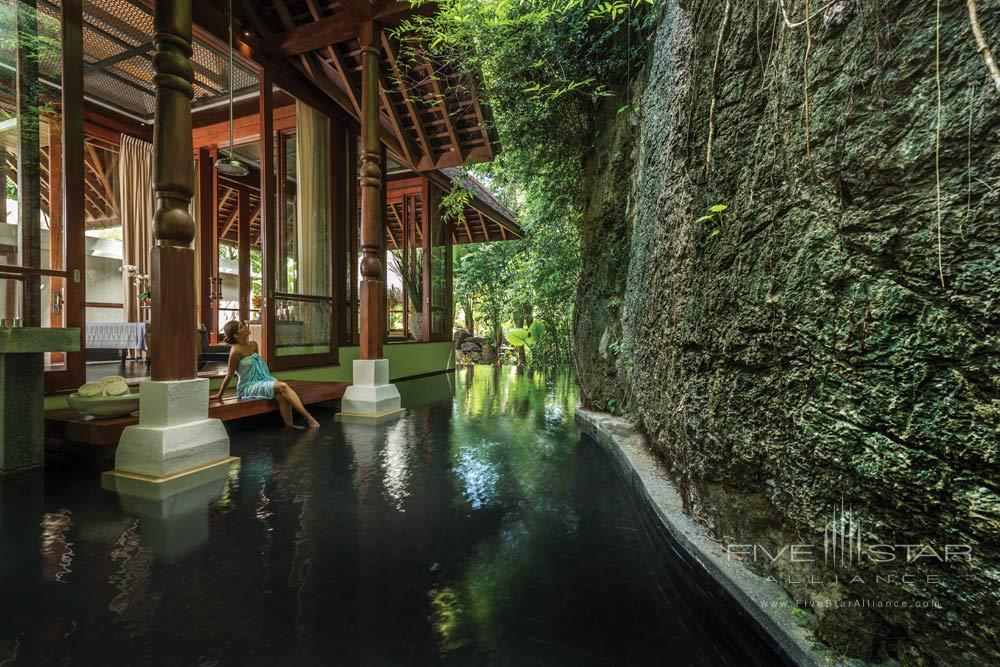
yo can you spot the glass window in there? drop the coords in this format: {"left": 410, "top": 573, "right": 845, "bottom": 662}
{"left": 1, "top": 0, "right": 65, "bottom": 330}
{"left": 274, "top": 97, "right": 332, "bottom": 357}
{"left": 428, "top": 187, "right": 449, "bottom": 336}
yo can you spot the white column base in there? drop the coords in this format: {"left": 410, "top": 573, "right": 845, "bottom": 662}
{"left": 115, "top": 378, "right": 233, "bottom": 480}
{"left": 336, "top": 359, "right": 403, "bottom": 422}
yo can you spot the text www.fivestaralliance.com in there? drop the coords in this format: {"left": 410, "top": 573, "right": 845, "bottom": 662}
{"left": 755, "top": 598, "right": 941, "bottom": 610}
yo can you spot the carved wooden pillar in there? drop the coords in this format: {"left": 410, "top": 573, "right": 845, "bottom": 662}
{"left": 16, "top": 0, "right": 41, "bottom": 326}
{"left": 358, "top": 22, "right": 384, "bottom": 360}
{"left": 150, "top": 0, "right": 196, "bottom": 381}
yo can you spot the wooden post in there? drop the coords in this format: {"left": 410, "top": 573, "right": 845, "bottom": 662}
{"left": 62, "top": 0, "right": 86, "bottom": 389}
{"left": 48, "top": 123, "right": 64, "bottom": 362}
{"left": 421, "top": 176, "right": 431, "bottom": 342}
{"left": 259, "top": 72, "right": 275, "bottom": 361}
{"left": 197, "top": 146, "right": 216, "bottom": 338}
{"left": 238, "top": 188, "right": 250, "bottom": 322}
{"left": 16, "top": 0, "right": 41, "bottom": 327}
{"left": 150, "top": 0, "right": 197, "bottom": 381}
{"left": 358, "top": 21, "right": 383, "bottom": 360}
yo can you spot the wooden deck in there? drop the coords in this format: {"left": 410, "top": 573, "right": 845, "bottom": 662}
{"left": 45, "top": 380, "right": 349, "bottom": 451}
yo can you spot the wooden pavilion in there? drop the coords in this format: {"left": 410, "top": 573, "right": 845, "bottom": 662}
{"left": 1, "top": 0, "right": 519, "bottom": 409}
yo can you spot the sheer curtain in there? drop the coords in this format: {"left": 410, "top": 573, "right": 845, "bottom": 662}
{"left": 118, "top": 135, "right": 154, "bottom": 323}
{"left": 294, "top": 101, "right": 329, "bottom": 296}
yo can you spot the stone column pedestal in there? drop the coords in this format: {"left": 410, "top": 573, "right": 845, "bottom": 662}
{"left": 0, "top": 327, "right": 80, "bottom": 476}
{"left": 336, "top": 359, "right": 403, "bottom": 423}
{"left": 111, "top": 378, "right": 234, "bottom": 482}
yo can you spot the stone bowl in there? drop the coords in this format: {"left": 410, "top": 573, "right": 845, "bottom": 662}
{"left": 67, "top": 392, "right": 140, "bottom": 419}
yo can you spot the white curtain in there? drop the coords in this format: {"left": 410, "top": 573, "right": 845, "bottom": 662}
{"left": 118, "top": 135, "right": 154, "bottom": 323}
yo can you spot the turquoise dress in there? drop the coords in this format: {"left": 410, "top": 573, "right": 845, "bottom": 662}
{"left": 236, "top": 353, "right": 277, "bottom": 400}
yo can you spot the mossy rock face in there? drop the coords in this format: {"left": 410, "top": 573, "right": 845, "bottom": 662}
{"left": 575, "top": 0, "right": 1000, "bottom": 663}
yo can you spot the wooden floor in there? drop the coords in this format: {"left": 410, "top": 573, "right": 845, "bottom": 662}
{"left": 45, "top": 380, "right": 349, "bottom": 452}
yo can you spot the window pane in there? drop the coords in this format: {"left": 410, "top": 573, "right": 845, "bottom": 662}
{"left": 276, "top": 100, "right": 329, "bottom": 298}
{"left": 1, "top": 0, "right": 64, "bottom": 327}
{"left": 386, "top": 248, "right": 405, "bottom": 336}
{"left": 274, "top": 297, "right": 331, "bottom": 357}
{"left": 429, "top": 190, "right": 448, "bottom": 335}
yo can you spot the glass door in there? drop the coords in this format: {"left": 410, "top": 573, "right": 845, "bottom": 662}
{"left": 267, "top": 93, "right": 337, "bottom": 370}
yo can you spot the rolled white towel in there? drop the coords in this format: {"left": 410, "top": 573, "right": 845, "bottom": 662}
{"left": 104, "top": 382, "right": 130, "bottom": 397}
{"left": 77, "top": 382, "right": 103, "bottom": 397}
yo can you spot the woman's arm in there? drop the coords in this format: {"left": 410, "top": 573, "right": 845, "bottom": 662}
{"left": 214, "top": 348, "right": 241, "bottom": 400}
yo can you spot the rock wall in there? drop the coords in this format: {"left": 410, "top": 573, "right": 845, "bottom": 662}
{"left": 574, "top": 0, "right": 999, "bottom": 663}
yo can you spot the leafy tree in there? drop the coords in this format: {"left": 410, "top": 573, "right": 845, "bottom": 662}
{"left": 408, "top": 0, "right": 656, "bottom": 367}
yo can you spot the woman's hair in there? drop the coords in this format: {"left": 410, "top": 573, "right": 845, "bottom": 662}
{"left": 222, "top": 320, "right": 241, "bottom": 346}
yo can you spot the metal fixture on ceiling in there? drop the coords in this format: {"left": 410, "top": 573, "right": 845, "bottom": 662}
{"left": 214, "top": 0, "right": 249, "bottom": 177}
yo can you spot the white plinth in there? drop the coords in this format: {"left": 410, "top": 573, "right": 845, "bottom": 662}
{"left": 115, "top": 378, "right": 232, "bottom": 479}
{"left": 337, "top": 359, "right": 403, "bottom": 422}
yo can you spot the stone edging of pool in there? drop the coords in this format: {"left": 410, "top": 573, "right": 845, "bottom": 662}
{"left": 575, "top": 407, "right": 839, "bottom": 667}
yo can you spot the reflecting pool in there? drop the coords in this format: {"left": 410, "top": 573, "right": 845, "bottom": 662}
{"left": 1, "top": 367, "right": 779, "bottom": 665}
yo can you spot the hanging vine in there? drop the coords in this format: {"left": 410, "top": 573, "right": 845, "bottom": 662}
{"left": 704, "top": 0, "right": 732, "bottom": 178}
{"left": 967, "top": 0, "right": 1000, "bottom": 93}
{"left": 935, "top": 0, "right": 946, "bottom": 288}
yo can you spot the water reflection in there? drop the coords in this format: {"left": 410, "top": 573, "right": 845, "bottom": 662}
{"left": 39, "top": 509, "right": 73, "bottom": 583}
{"left": 0, "top": 368, "right": 776, "bottom": 665}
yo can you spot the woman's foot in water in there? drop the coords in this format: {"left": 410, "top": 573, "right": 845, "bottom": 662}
{"left": 306, "top": 416, "right": 320, "bottom": 428}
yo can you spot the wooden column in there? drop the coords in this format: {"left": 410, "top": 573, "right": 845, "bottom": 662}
{"left": 259, "top": 73, "right": 275, "bottom": 361}
{"left": 150, "top": 0, "right": 197, "bottom": 381}
{"left": 62, "top": 0, "right": 86, "bottom": 389}
{"left": 16, "top": 0, "right": 41, "bottom": 326}
{"left": 421, "top": 176, "right": 431, "bottom": 342}
{"left": 196, "top": 147, "right": 216, "bottom": 337}
{"left": 238, "top": 189, "right": 250, "bottom": 322}
{"left": 358, "top": 22, "right": 384, "bottom": 360}
{"left": 48, "top": 123, "right": 64, "bottom": 362}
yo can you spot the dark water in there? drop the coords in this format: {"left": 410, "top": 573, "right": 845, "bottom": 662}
{"left": 1, "top": 367, "right": 779, "bottom": 666}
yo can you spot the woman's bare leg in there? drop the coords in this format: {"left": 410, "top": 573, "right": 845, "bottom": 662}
{"left": 276, "top": 394, "right": 295, "bottom": 427}
{"left": 276, "top": 383, "right": 319, "bottom": 427}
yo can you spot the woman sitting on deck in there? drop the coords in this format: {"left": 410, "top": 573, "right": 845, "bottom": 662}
{"left": 215, "top": 321, "right": 320, "bottom": 429}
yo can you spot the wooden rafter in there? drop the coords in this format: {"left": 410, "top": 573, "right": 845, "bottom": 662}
{"left": 424, "top": 61, "right": 463, "bottom": 161}
{"left": 382, "top": 32, "right": 432, "bottom": 161}
{"left": 261, "top": 13, "right": 358, "bottom": 57}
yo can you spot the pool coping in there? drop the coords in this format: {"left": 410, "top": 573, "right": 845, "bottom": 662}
{"left": 575, "top": 407, "right": 840, "bottom": 667}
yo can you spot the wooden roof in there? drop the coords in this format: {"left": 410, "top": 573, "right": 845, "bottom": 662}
{"left": 387, "top": 173, "right": 521, "bottom": 248}
{"left": 242, "top": 0, "right": 499, "bottom": 173}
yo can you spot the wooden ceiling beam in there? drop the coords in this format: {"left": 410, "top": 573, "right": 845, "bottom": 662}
{"left": 221, "top": 206, "right": 241, "bottom": 238}
{"left": 337, "top": 0, "right": 376, "bottom": 20}
{"left": 261, "top": 13, "right": 359, "bottom": 57}
{"left": 382, "top": 33, "right": 433, "bottom": 162}
{"left": 378, "top": 71, "right": 421, "bottom": 169}
{"left": 374, "top": 1, "right": 438, "bottom": 24}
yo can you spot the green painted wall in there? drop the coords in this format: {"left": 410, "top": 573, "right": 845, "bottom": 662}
{"left": 275, "top": 341, "right": 455, "bottom": 383}
{"left": 43, "top": 341, "right": 455, "bottom": 411}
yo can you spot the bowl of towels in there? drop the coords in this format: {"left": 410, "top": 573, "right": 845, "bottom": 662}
{"left": 67, "top": 376, "right": 139, "bottom": 418}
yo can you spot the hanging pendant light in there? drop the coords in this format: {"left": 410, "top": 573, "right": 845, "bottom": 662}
{"left": 215, "top": 0, "right": 249, "bottom": 177}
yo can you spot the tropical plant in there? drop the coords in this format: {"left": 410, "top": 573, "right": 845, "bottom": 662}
{"left": 697, "top": 203, "right": 728, "bottom": 238}
{"left": 505, "top": 319, "right": 546, "bottom": 365}
{"left": 389, "top": 250, "right": 423, "bottom": 306}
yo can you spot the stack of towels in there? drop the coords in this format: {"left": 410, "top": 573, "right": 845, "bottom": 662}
{"left": 77, "top": 375, "right": 130, "bottom": 397}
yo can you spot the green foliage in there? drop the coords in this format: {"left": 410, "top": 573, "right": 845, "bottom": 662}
{"left": 389, "top": 251, "right": 423, "bottom": 305}
{"left": 505, "top": 319, "right": 546, "bottom": 349}
{"left": 4, "top": 176, "right": 15, "bottom": 202}
{"left": 440, "top": 170, "right": 474, "bottom": 226}
{"left": 409, "top": 0, "right": 657, "bottom": 369}
{"left": 696, "top": 203, "right": 728, "bottom": 238}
